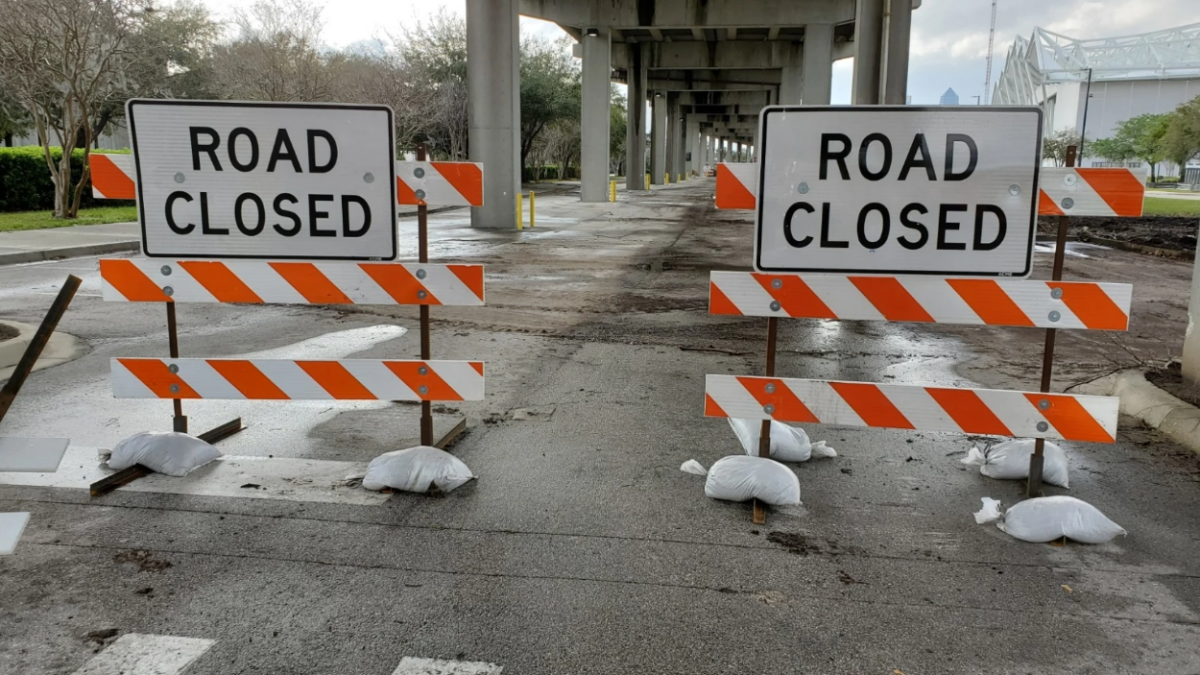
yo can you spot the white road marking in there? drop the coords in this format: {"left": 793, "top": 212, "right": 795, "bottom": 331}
{"left": 0, "top": 446, "right": 388, "bottom": 506}
{"left": 0, "top": 437, "right": 70, "bottom": 472}
{"left": 392, "top": 657, "right": 504, "bottom": 675}
{"left": 0, "top": 512, "right": 30, "bottom": 555}
{"left": 71, "top": 634, "right": 214, "bottom": 675}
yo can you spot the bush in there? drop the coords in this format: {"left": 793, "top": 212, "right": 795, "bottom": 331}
{"left": 0, "top": 146, "right": 132, "bottom": 212}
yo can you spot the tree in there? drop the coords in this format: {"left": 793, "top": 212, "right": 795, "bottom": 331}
{"left": 0, "top": 94, "right": 31, "bottom": 146}
{"left": 0, "top": 0, "right": 139, "bottom": 218}
{"left": 519, "top": 33, "right": 580, "bottom": 173}
{"left": 1163, "top": 96, "right": 1200, "bottom": 176}
{"left": 1042, "top": 129, "right": 1089, "bottom": 167}
{"left": 209, "top": 0, "right": 340, "bottom": 102}
{"left": 1091, "top": 113, "right": 1169, "bottom": 181}
{"left": 609, "top": 90, "right": 627, "bottom": 176}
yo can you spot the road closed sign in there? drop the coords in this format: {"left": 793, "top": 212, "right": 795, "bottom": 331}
{"left": 755, "top": 106, "right": 1043, "bottom": 277}
{"left": 127, "top": 100, "right": 396, "bottom": 260}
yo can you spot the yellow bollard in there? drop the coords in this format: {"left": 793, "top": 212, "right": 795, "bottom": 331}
{"left": 530, "top": 191, "right": 535, "bottom": 228}
{"left": 677, "top": 173, "right": 682, "bottom": 183}
{"left": 516, "top": 193, "right": 523, "bottom": 230}
{"left": 610, "top": 180, "right": 616, "bottom": 202}
{"left": 645, "top": 174, "right": 650, "bottom": 190}
{"left": 665, "top": 172, "right": 670, "bottom": 185}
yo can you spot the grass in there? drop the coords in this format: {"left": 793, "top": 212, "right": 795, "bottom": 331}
{"left": 1142, "top": 197, "right": 1200, "bottom": 217}
{"left": 0, "top": 206, "right": 138, "bottom": 232}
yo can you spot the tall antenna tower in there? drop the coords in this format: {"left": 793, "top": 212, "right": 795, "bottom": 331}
{"left": 983, "top": 0, "right": 998, "bottom": 104}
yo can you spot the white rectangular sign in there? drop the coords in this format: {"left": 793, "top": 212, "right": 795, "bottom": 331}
{"left": 127, "top": 100, "right": 397, "bottom": 260}
{"left": 755, "top": 106, "right": 1043, "bottom": 277}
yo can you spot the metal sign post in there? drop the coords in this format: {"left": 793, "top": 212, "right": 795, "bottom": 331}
{"left": 1028, "top": 144, "right": 1078, "bottom": 496}
{"left": 417, "top": 144, "right": 433, "bottom": 447}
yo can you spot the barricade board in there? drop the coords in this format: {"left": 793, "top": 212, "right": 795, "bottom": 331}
{"left": 101, "top": 259, "right": 484, "bottom": 306}
{"left": 709, "top": 272, "right": 1131, "bottom": 330}
{"left": 705, "top": 375, "right": 1119, "bottom": 443}
{"left": 112, "top": 358, "right": 485, "bottom": 401}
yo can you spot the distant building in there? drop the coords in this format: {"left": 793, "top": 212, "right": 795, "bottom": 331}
{"left": 939, "top": 88, "right": 960, "bottom": 106}
{"left": 993, "top": 22, "right": 1200, "bottom": 171}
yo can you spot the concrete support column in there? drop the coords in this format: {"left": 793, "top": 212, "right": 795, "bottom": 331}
{"left": 802, "top": 23, "right": 835, "bottom": 105}
{"left": 580, "top": 27, "right": 611, "bottom": 202}
{"left": 466, "top": 0, "right": 519, "bottom": 228}
{"left": 625, "top": 43, "right": 647, "bottom": 191}
{"left": 664, "top": 94, "right": 677, "bottom": 183}
{"left": 780, "top": 44, "right": 802, "bottom": 105}
{"left": 651, "top": 93, "right": 668, "bottom": 185}
{"left": 687, "top": 119, "right": 699, "bottom": 176}
{"left": 852, "top": 0, "right": 884, "bottom": 104}
{"left": 674, "top": 101, "right": 686, "bottom": 180}
{"left": 884, "top": 0, "right": 912, "bottom": 105}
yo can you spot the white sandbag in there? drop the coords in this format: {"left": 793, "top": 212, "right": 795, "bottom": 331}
{"left": 108, "top": 431, "right": 220, "bottom": 477}
{"left": 962, "top": 439, "right": 1069, "bottom": 488}
{"left": 362, "top": 446, "right": 475, "bottom": 494}
{"left": 679, "top": 459, "right": 708, "bottom": 476}
{"left": 974, "top": 497, "right": 1003, "bottom": 525}
{"left": 981, "top": 496, "right": 1126, "bottom": 544}
{"left": 704, "top": 455, "right": 801, "bottom": 506}
{"left": 728, "top": 418, "right": 836, "bottom": 462}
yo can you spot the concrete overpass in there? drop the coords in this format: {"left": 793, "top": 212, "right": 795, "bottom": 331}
{"left": 465, "top": 0, "right": 916, "bottom": 227}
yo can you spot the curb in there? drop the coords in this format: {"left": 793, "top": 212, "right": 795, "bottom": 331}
{"left": 0, "top": 240, "right": 140, "bottom": 267}
{"left": 1073, "top": 369, "right": 1200, "bottom": 455}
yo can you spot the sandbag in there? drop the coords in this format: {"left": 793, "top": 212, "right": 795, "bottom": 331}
{"left": 362, "top": 446, "right": 475, "bottom": 494}
{"left": 962, "top": 439, "right": 1069, "bottom": 487}
{"left": 679, "top": 459, "right": 708, "bottom": 476}
{"left": 108, "top": 431, "right": 220, "bottom": 477}
{"left": 704, "top": 455, "right": 801, "bottom": 506}
{"left": 975, "top": 496, "right": 1126, "bottom": 544}
{"left": 728, "top": 418, "right": 836, "bottom": 463}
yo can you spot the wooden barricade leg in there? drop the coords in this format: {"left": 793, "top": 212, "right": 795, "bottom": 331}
{"left": 0, "top": 275, "right": 80, "bottom": 426}
{"left": 1028, "top": 145, "right": 1077, "bottom": 497}
{"left": 753, "top": 316, "right": 779, "bottom": 524}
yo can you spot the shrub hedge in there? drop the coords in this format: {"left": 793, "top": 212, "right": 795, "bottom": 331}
{"left": 0, "top": 146, "right": 132, "bottom": 212}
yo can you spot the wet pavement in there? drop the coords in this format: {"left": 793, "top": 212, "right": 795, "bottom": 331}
{"left": 1, "top": 179, "right": 1198, "bottom": 674}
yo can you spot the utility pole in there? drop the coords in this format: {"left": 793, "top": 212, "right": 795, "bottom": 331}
{"left": 984, "top": 0, "right": 998, "bottom": 103}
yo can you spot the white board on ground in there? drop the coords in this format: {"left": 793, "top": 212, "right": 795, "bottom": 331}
{"left": 127, "top": 99, "right": 397, "bottom": 260}
{"left": 392, "top": 657, "right": 504, "bottom": 675}
{"left": 0, "top": 446, "right": 389, "bottom": 506}
{"left": 0, "top": 512, "right": 30, "bottom": 555}
{"left": 71, "top": 634, "right": 215, "bottom": 675}
{"left": 0, "top": 437, "right": 70, "bottom": 472}
{"left": 755, "top": 106, "right": 1043, "bottom": 277}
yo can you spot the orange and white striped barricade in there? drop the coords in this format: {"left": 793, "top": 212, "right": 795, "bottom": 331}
{"left": 112, "top": 358, "right": 485, "bottom": 402}
{"left": 91, "top": 156, "right": 488, "bottom": 209}
{"left": 705, "top": 376, "right": 1118, "bottom": 444}
{"left": 714, "top": 162, "right": 1148, "bottom": 217}
{"left": 90, "top": 146, "right": 488, "bottom": 491}
{"left": 709, "top": 273, "right": 1131, "bottom": 330}
{"left": 703, "top": 131, "right": 1142, "bottom": 522}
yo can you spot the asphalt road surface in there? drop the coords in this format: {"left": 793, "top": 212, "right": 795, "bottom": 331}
{"left": 1, "top": 180, "right": 1198, "bottom": 675}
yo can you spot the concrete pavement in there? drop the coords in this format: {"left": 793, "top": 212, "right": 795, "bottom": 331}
{"left": 0, "top": 180, "right": 1198, "bottom": 674}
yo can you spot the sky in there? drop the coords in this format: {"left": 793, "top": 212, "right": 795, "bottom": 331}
{"left": 196, "top": 0, "right": 1200, "bottom": 105}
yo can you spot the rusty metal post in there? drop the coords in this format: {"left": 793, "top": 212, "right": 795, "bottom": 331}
{"left": 1028, "top": 144, "right": 1077, "bottom": 497}
{"left": 0, "top": 275, "right": 81, "bottom": 425}
{"left": 166, "top": 302, "right": 188, "bottom": 433}
{"left": 753, "top": 316, "right": 779, "bottom": 524}
{"left": 417, "top": 144, "right": 434, "bottom": 446}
